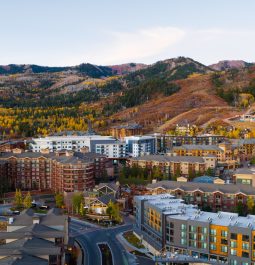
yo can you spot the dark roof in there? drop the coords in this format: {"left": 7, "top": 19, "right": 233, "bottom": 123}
{"left": 97, "top": 194, "right": 116, "bottom": 205}
{"left": 111, "top": 123, "right": 142, "bottom": 130}
{"left": 40, "top": 208, "right": 68, "bottom": 226}
{"left": 130, "top": 155, "right": 205, "bottom": 163}
{"left": 0, "top": 151, "right": 98, "bottom": 164}
{"left": 0, "top": 237, "right": 61, "bottom": 256}
{"left": 173, "top": 144, "right": 223, "bottom": 151}
{"left": 10, "top": 208, "right": 68, "bottom": 227}
{"left": 234, "top": 168, "right": 255, "bottom": 175}
{"left": 97, "top": 182, "right": 118, "bottom": 192}
{"left": 147, "top": 180, "right": 255, "bottom": 195}
{"left": 0, "top": 223, "right": 64, "bottom": 240}
{"left": 0, "top": 254, "right": 48, "bottom": 265}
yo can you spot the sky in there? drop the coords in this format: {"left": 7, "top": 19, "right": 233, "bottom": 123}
{"left": 1, "top": 0, "right": 255, "bottom": 66}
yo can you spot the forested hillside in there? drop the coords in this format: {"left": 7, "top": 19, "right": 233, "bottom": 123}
{"left": 0, "top": 57, "right": 254, "bottom": 137}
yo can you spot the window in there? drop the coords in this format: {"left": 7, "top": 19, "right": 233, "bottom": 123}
{"left": 201, "top": 242, "right": 207, "bottom": 249}
{"left": 181, "top": 224, "right": 187, "bottom": 231}
{"left": 210, "top": 244, "right": 216, "bottom": 250}
{"left": 230, "top": 260, "right": 237, "bottom": 265}
{"left": 231, "top": 233, "right": 237, "bottom": 240}
{"left": 242, "top": 242, "right": 249, "bottom": 250}
{"left": 221, "top": 246, "right": 228, "bottom": 253}
{"left": 189, "top": 225, "right": 196, "bottom": 232}
{"left": 221, "top": 238, "right": 228, "bottom": 245}
{"left": 181, "top": 238, "right": 187, "bottom": 245}
{"left": 210, "top": 229, "right": 216, "bottom": 236}
{"left": 210, "top": 236, "right": 216, "bottom": 243}
{"left": 202, "top": 227, "right": 207, "bottom": 234}
{"left": 221, "top": 230, "right": 228, "bottom": 237}
{"left": 242, "top": 235, "right": 249, "bottom": 242}
{"left": 242, "top": 251, "right": 249, "bottom": 258}
{"left": 230, "top": 249, "right": 237, "bottom": 256}
{"left": 230, "top": 241, "right": 237, "bottom": 248}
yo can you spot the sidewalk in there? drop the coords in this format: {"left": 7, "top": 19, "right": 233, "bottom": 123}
{"left": 116, "top": 232, "right": 148, "bottom": 254}
{"left": 71, "top": 217, "right": 101, "bottom": 228}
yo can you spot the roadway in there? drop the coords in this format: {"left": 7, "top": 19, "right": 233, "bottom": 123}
{"left": 70, "top": 217, "right": 148, "bottom": 265}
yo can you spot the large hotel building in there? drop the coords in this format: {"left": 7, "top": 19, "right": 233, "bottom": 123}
{"left": 0, "top": 149, "right": 107, "bottom": 192}
{"left": 135, "top": 194, "right": 255, "bottom": 265}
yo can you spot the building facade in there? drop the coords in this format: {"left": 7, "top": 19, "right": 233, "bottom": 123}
{"left": 146, "top": 180, "right": 255, "bottom": 212}
{"left": 95, "top": 141, "right": 126, "bottom": 159}
{"left": 110, "top": 124, "right": 143, "bottom": 140}
{"left": 128, "top": 155, "right": 216, "bottom": 178}
{"left": 0, "top": 149, "right": 107, "bottom": 192}
{"left": 135, "top": 194, "right": 255, "bottom": 265}
{"left": 30, "top": 135, "right": 118, "bottom": 153}
{"left": 124, "top": 136, "right": 156, "bottom": 157}
{"left": 152, "top": 133, "right": 225, "bottom": 153}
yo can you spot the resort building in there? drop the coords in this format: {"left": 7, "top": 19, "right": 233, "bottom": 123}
{"left": 110, "top": 124, "right": 143, "bottom": 140}
{"left": 128, "top": 155, "right": 216, "bottom": 178}
{"left": 0, "top": 149, "right": 108, "bottom": 192}
{"left": 30, "top": 135, "right": 118, "bottom": 154}
{"left": 134, "top": 194, "right": 255, "bottom": 265}
{"left": 146, "top": 180, "right": 255, "bottom": 212}
{"left": 125, "top": 136, "right": 156, "bottom": 157}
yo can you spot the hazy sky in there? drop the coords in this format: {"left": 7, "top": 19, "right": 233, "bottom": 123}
{"left": 1, "top": 0, "right": 255, "bottom": 66}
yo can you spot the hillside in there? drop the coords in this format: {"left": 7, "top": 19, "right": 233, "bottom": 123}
{"left": 0, "top": 56, "right": 255, "bottom": 136}
{"left": 209, "top": 60, "right": 253, "bottom": 71}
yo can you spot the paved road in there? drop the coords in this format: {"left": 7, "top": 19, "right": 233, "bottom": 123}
{"left": 71, "top": 220, "right": 135, "bottom": 265}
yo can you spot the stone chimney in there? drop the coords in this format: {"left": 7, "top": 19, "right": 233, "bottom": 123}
{"left": 41, "top": 148, "right": 50, "bottom": 154}
{"left": 65, "top": 150, "right": 74, "bottom": 157}
{"left": 12, "top": 148, "right": 23, "bottom": 154}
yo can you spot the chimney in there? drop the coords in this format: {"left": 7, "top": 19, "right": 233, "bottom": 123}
{"left": 41, "top": 148, "right": 50, "bottom": 154}
{"left": 32, "top": 216, "right": 40, "bottom": 224}
{"left": 12, "top": 148, "right": 23, "bottom": 154}
{"left": 65, "top": 150, "right": 74, "bottom": 157}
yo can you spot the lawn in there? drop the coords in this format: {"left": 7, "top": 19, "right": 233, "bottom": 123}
{"left": 123, "top": 231, "right": 145, "bottom": 249}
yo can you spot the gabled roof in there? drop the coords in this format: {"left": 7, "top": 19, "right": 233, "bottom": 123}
{"left": 96, "top": 182, "right": 118, "bottom": 192}
{"left": 9, "top": 208, "right": 68, "bottom": 227}
{"left": 0, "top": 254, "right": 48, "bottom": 265}
{"left": 0, "top": 223, "right": 64, "bottom": 239}
{"left": 0, "top": 237, "right": 61, "bottom": 256}
{"left": 96, "top": 194, "right": 116, "bottom": 205}
{"left": 147, "top": 180, "right": 255, "bottom": 195}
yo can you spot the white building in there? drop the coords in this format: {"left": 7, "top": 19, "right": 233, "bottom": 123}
{"left": 95, "top": 141, "right": 126, "bottom": 159}
{"left": 124, "top": 135, "right": 156, "bottom": 157}
{"left": 30, "top": 135, "right": 118, "bottom": 154}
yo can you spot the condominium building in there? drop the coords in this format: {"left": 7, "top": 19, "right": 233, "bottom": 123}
{"left": 128, "top": 155, "right": 216, "bottom": 178}
{"left": 151, "top": 133, "right": 225, "bottom": 153}
{"left": 234, "top": 139, "right": 255, "bottom": 160}
{"left": 146, "top": 180, "right": 255, "bottom": 212}
{"left": 172, "top": 144, "right": 224, "bottom": 162}
{"left": 0, "top": 149, "right": 107, "bottom": 192}
{"left": 95, "top": 141, "right": 126, "bottom": 159}
{"left": 124, "top": 136, "right": 156, "bottom": 157}
{"left": 30, "top": 135, "right": 118, "bottom": 153}
{"left": 110, "top": 123, "right": 143, "bottom": 140}
{"left": 135, "top": 194, "right": 255, "bottom": 265}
